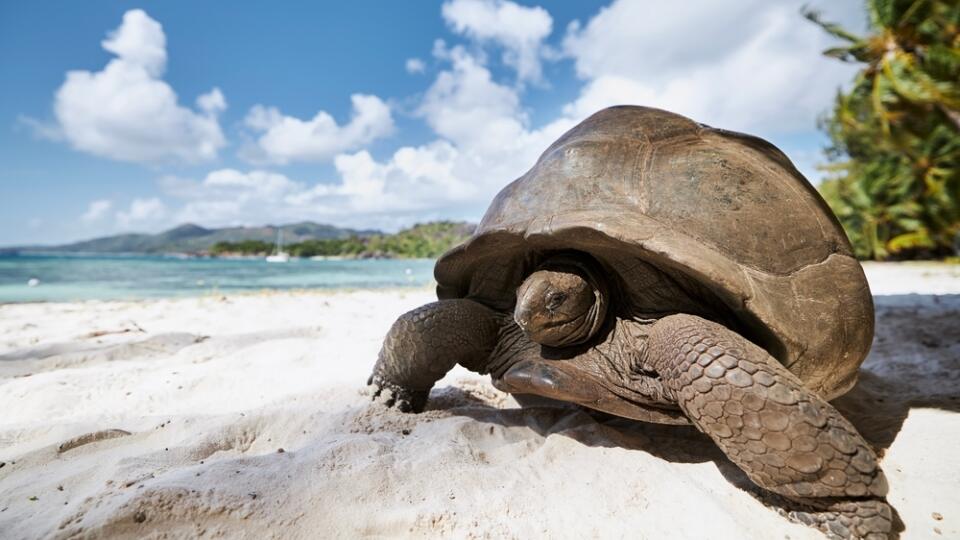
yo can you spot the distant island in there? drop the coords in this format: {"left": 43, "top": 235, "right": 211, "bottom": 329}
{"left": 212, "top": 221, "right": 475, "bottom": 259}
{"left": 6, "top": 221, "right": 476, "bottom": 259}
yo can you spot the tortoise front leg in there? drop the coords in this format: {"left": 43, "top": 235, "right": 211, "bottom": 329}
{"left": 369, "top": 299, "right": 501, "bottom": 412}
{"left": 645, "top": 314, "right": 891, "bottom": 540}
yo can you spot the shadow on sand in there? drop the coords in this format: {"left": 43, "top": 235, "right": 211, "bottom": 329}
{"left": 425, "top": 294, "right": 960, "bottom": 539}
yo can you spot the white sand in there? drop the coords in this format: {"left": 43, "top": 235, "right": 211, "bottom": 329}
{"left": 0, "top": 263, "right": 958, "bottom": 539}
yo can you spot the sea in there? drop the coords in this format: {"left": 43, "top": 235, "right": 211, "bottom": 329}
{"left": 0, "top": 254, "right": 437, "bottom": 303}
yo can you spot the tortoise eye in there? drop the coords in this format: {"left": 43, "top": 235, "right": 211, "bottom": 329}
{"left": 546, "top": 292, "right": 566, "bottom": 310}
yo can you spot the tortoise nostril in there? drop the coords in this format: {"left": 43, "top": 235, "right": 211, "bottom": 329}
{"left": 514, "top": 307, "right": 531, "bottom": 329}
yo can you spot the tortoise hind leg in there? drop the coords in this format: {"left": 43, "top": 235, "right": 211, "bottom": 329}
{"left": 370, "top": 299, "right": 501, "bottom": 412}
{"left": 645, "top": 314, "right": 891, "bottom": 540}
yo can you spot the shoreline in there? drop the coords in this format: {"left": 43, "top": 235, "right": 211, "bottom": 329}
{"left": 3, "top": 251, "right": 437, "bottom": 261}
{"left": 0, "top": 260, "right": 957, "bottom": 306}
{"left": 0, "top": 284, "right": 438, "bottom": 307}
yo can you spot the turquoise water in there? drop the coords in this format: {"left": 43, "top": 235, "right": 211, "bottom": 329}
{"left": 0, "top": 254, "right": 437, "bottom": 303}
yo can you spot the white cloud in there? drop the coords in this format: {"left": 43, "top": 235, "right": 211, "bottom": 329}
{"left": 302, "top": 47, "right": 572, "bottom": 222}
{"left": 116, "top": 197, "right": 167, "bottom": 228}
{"left": 164, "top": 169, "right": 302, "bottom": 225}
{"left": 81, "top": 199, "right": 113, "bottom": 222}
{"left": 419, "top": 46, "right": 526, "bottom": 150}
{"left": 101, "top": 0, "right": 865, "bottom": 233}
{"left": 196, "top": 88, "right": 227, "bottom": 115}
{"left": 241, "top": 94, "right": 394, "bottom": 164}
{"left": 161, "top": 43, "right": 573, "bottom": 230}
{"left": 405, "top": 58, "right": 426, "bottom": 74}
{"left": 442, "top": 0, "right": 553, "bottom": 83}
{"left": 42, "top": 10, "right": 227, "bottom": 163}
{"left": 101, "top": 9, "right": 167, "bottom": 76}
{"left": 159, "top": 146, "right": 473, "bottom": 229}
{"left": 562, "top": 0, "right": 863, "bottom": 136}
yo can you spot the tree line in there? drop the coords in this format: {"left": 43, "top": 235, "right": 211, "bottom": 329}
{"left": 810, "top": 0, "right": 959, "bottom": 260}
{"left": 209, "top": 221, "right": 474, "bottom": 259}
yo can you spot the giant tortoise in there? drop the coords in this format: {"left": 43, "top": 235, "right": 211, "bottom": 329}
{"left": 369, "top": 106, "right": 889, "bottom": 539}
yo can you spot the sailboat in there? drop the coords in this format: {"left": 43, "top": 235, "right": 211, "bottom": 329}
{"left": 265, "top": 228, "right": 291, "bottom": 263}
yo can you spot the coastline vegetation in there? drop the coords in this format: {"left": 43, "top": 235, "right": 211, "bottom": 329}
{"left": 808, "top": 0, "right": 960, "bottom": 260}
{"left": 209, "top": 221, "right": 474, "bottom": 259}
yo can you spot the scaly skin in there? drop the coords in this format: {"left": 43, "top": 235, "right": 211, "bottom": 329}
{"left": 645, "top": 314, "right": 891, "bottom": 539}
{"left": 369, "top": 299, "right": 502, "bottom": 412}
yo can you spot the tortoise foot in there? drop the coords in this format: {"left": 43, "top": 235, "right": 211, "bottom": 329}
{"left": 368, "top": 373, "right": 429, "bottom": 413}
{"left": 782, "top": 498, "right": 893, "bottom": 540}
{"left": 646, "top": 314, "right": 891, "bottom": 539}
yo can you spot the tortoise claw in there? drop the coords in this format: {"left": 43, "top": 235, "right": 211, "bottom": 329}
{"left": 368, "top": 374, "right": 428, "bottom": 413}
{"left": 496, "top": 357, "right": 690, "bottom": 425}
{"left": 496, "top": 359, "right": 603, "bottom": 404}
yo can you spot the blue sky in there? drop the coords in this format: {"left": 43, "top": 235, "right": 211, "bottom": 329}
{"left": 0, "top": 0, "right": 867, "bottom": 245}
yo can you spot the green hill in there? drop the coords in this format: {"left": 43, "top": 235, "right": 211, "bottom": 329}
{"left": 10, "top": 222, "right": 379, "bottom": 255}
{"left": 5, "top": 220, "right": 476, "bottom": 259}
{"left": 211, "top": 221, "right": 475, "bottom": 259}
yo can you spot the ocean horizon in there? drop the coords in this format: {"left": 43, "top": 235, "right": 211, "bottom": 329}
{"left": 0, "top": 253, "right": 436, "bottom": 303}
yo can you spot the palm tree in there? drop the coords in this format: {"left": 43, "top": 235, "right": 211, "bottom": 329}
{"left": 806, "top": 0, "right": 960, "bottom": 259}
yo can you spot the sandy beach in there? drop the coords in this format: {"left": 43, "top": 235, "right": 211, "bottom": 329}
{"left": 0, "top": 263, "right": 958, "bottom": 539}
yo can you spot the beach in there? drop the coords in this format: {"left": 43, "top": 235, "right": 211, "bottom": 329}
{"left": 0, "top": 263, "right": 958, "bottom": 539}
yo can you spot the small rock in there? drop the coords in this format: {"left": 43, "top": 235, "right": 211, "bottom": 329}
{"left": 401, "top": 429, "right": 411, "bottom": 435}
{"left": 134, "top": 511, "right": 146, "bottom": 523}
{"left": 28, "top": 496, "right": 38, "bottom": 502}
{"left": 277, "top": 448, "right": 285, "bottom": 453}
{"left": 933, "top": 512, "right": 943, "bottom": 521}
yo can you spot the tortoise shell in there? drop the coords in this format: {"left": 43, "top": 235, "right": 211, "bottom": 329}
{"left": 435, "top": 106, "right": 873, "bottom": 400}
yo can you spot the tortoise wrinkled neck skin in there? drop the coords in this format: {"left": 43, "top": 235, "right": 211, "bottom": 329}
{"left": 514, "top": 253, "right": 609, "bottom": 348}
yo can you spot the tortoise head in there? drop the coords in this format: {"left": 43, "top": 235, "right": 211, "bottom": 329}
{"left": 514, "top": 253, "right": 609, "bottom": 348}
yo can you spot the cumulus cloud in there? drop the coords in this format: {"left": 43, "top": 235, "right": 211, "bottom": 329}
{"left": 442, "top": 0, "right": 553, "bottom": 83}
{"left": 301, "top": 0, "right": 863, "bottom": 226}
{"left": 81, "top": 200, "right": 113, "bottom": 222}
{"left": 116, "top": 197, "right": 167, "bottom": 228}
{"left": 303, "top": 46, "right": 572, "bottom": 223}
{"left": 419, "top": 46, "right": 526, "bottom": 149}
{"left": 241, "top": 94, "right": 394, "bottom": 164}
{"left": 405, "top": 58, "right": 426, "bottom": 74}
{"left": 40, "top": 10, "right": 227, "bottom": 163}
{"left": 561, "top": 0, "right": 863, "bottom": 136}
{"left": 160, "top": 169, "right": 303, "bottom": 225}
{"left": 100, "top": 0, "right": 865, "bottom": 232}
{"left": 101, "top": 9, "right": 167, "bottom": 76}
{"left": 159, "top": 146, "right": 474, "bottom": 229}
{"left": 196, "top": 88, "right": 227, "bottom": 115}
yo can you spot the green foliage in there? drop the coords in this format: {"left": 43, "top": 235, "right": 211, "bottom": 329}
{"left": 210, "top": 221, "right": 474, "bottom": 259}
{"left": 209, "top": 240, "right": 273, "bottom": 255}
{"left": 807, "top": 0, "right": 960, "bottom": 259}
{"left": 362, "top": 221, "right": 476, "bottom": 259}
{"left": 286, "top": 237, "right": 367, "bottom": 257}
